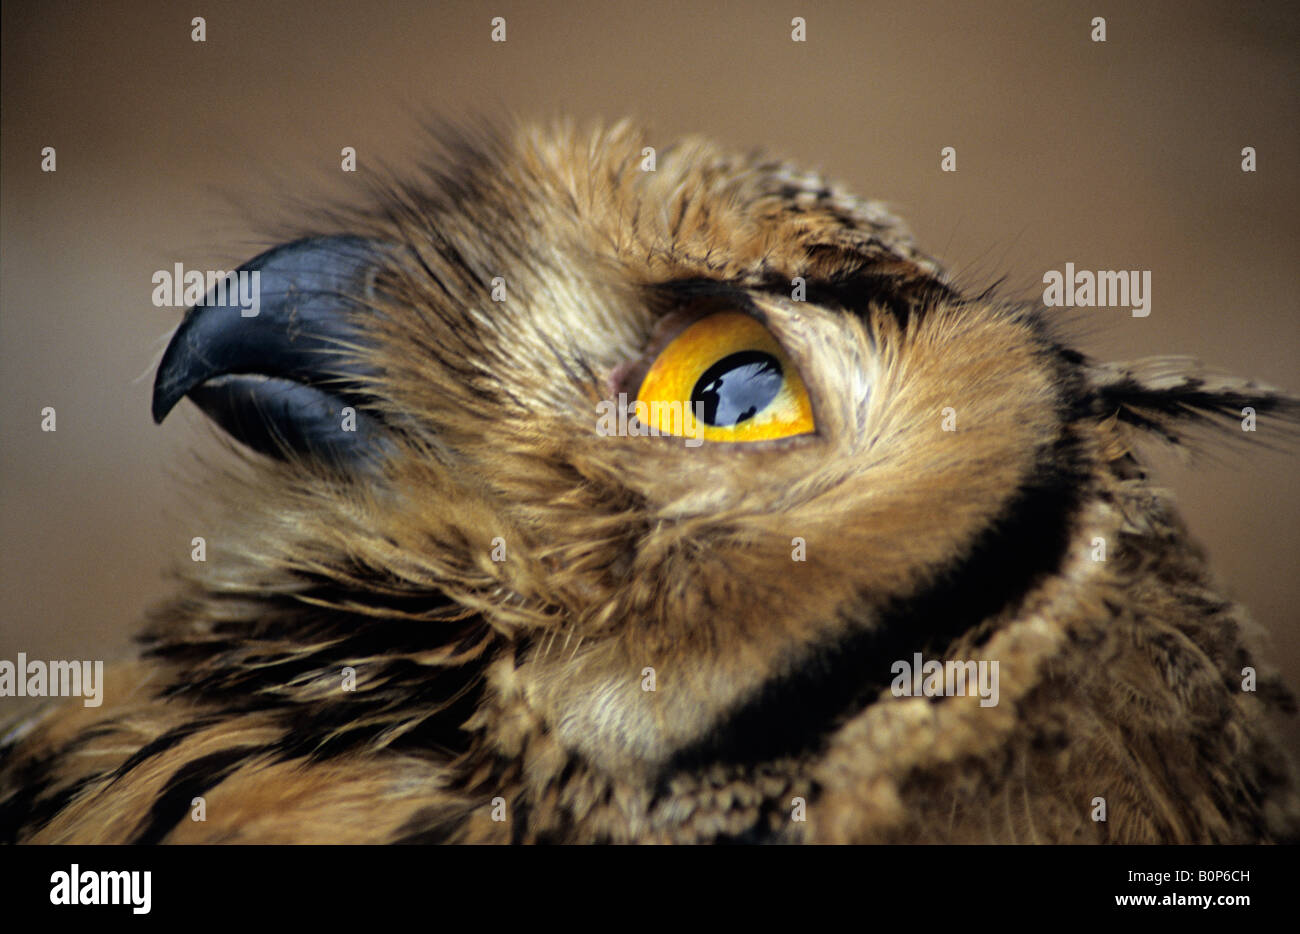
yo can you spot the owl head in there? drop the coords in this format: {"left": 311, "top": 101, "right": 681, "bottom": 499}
{"left": 145, "top": 120, "right": 1296, "bottom": 841}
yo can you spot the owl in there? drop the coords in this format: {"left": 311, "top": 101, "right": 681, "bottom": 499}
{"left": 1, "top": 119, "right": 1296, "bottom": 844}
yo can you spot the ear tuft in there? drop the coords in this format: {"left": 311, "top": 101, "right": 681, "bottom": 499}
{"left": 1087, "top": 356, "right": 1300, "bottom": 450}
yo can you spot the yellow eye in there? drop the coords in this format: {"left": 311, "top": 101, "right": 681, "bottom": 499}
{"left": 635, "top": 312, "right": 815, "bottom": 443}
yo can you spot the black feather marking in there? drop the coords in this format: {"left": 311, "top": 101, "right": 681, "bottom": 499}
{"left": 1089, "top": 359, "right": 1300, "bottom": 453}
{"left": 662, "top": 431, "right": 1088, "bottom": 776}
{"left": 130, "top": 747, "right": 260, "bottom": 844}
{"left": 105, "top": 720, "right": 217, "bottom": 788}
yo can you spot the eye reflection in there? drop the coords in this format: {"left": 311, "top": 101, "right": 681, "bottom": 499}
{"left": 691, "top": 351, "right": 784, "bottom": 427}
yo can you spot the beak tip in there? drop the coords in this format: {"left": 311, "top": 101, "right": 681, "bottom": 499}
{"left": 151, "top": 379, "right": 183, "bottom": 424}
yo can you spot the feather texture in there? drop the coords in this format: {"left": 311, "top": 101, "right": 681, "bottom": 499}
{"left": 2, "top": 119, "right": 1295, "bottom": 843}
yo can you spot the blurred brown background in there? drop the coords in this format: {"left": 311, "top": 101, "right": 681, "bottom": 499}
{"left": 2, "top": 1, "right": 1297, "bottom": 748}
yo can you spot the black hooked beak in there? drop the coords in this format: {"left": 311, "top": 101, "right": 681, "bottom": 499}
{"left": 152, "top": 236, "right": 391, "bottom": 467}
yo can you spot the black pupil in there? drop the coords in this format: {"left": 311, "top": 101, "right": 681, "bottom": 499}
{"left": 690, "top": 350, "right": 784, "bottom": 427}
